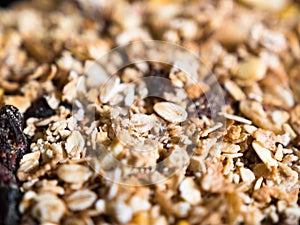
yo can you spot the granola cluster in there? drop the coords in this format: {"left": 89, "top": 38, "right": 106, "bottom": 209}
{"left": 1, "top": 0, "right": 300, "bottom": 224}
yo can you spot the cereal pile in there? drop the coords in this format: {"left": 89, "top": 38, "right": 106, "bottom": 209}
{"left": 1, "top": 0, "right": 300, "bottom": 224}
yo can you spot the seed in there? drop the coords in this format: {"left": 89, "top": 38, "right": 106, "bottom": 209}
{"left": 234, "top": 57, "right": 267, "bottom": 81}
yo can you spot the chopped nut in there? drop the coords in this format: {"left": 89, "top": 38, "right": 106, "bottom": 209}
{"left": 179, "top": 177, "right": 201, "bottom": 205}
{"left": 253, "top": 177, "right": 264, "bottom": 190}
{"left": 17, "top": 151, "right": 40, "bottom": 181}
{"left": 253, "top": 129, "right": 277, "bottom": 151}
{"left": 65, "top": 131, "right": 85, "bottom": 158}
{"left": 239, "top": 167, "right": 255, "bottom": 183}
{"left": 252, "top": 141, "right": 278, "bottom": 170}
{"left": 233, "top": 57, "right": 267, "bottom": 82}
{"left": 240, "top": 100, "right": 288, "bottom": 133}
{"left": 99, "top": 77, "right": 121, "bottom": 104}
{"left": 130, "top": 113, "right": 155, "bottom": 133}
{"left": 274, "top": 144, "right": 284, "bottom": 161}
{"left": 224, "top": 79, "right": 246, "bottom": 101}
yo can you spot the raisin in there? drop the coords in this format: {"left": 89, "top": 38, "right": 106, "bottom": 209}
{"left": 0, "top": 164, "right": 15, "bottom": 185}
{"left": 24, "top": 97, "right": 55, "bottom": 120}
{"left": 0, "top": 105, "right": 28, "bottom": 225}
{"left": 188, "top": 90, "right": 224, "bottom": 120}
{"left": 0, "top": 164, "right": 21, "bottom": 225}
{"left": 0, "top": 105, "right": 28, "bottom": 172}
{"left": 0, "top": 183, "right": 21, "bottom": 225}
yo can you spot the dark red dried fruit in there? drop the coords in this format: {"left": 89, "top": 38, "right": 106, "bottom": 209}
{"left": 0, "top": 183, "right": 21, "bottom": 225}
{"left": 0, "top": 105, "right": 27, "bottom": 172}
{"left": 0, "top": 165, "right": 20, "bottom": 225}
{"left": 24, "top": 97, "right": 55, "bottom": 120}
{"left": 189, "top": 89, "right": 224, "bottom": 120}
{"left": 0, "top": 105, "right": 28, "bottom": 225}
{"left": 0, "top": 164, "right": 15, "bottom": 185}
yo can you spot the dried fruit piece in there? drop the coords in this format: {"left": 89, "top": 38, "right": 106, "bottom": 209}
{"left": 153, "top": 102, "right": 187, "bottom": 123}
{"left": 0, "top": 105, "right": 28, "bottom": 172}
{"left": 0, "top": 180, "right": 20, "bottom": 225}
{"left": 0, "top": 105, "right": 28, "bottom": 225}
{"left": 24, "top": 97, "right": 56, "bottom": 119}
{"left": 0, "top": 181, "right": 21, "bottom": 225}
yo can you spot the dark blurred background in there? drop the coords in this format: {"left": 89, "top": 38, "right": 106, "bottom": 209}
{"left": 0, "top": 0, "right": 21, "bottom": 7}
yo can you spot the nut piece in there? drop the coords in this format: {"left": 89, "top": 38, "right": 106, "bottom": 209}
{"left": 153, "top": 102, "right": 187, "bottom": 123}
{"left": 234, "top": 57, "right": 267, "bottom": 81}
{"left": 239, "top": 167, "right": 256, "bottom": 183}
{"left": 57, "top": 164, "right": 92, "bottom": 183}
{"left": 179, "top": 177, "right": 201, "bottom": 205}
{"left": 224, "top": 79, "right": 246, "bottom": 101}
{"left": 17, "top": 151, "right": 40, "bottom": 181}
{"left": 66, "top": 189, "right": 97, "bottom": 211}
{"left": 65, "top": 131, "right": 85, "bottom": 158}
{"left": 99, "top": 77, "right": 121, "bottom": 103}
{"left": 253, "top": 129, "right": 277, "bottom": 151}
{"left": 130, "top": 114, "right": 155, "bottom": 133}
{"left": 252, "top": 140, "right": 278, "bottom": 169}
